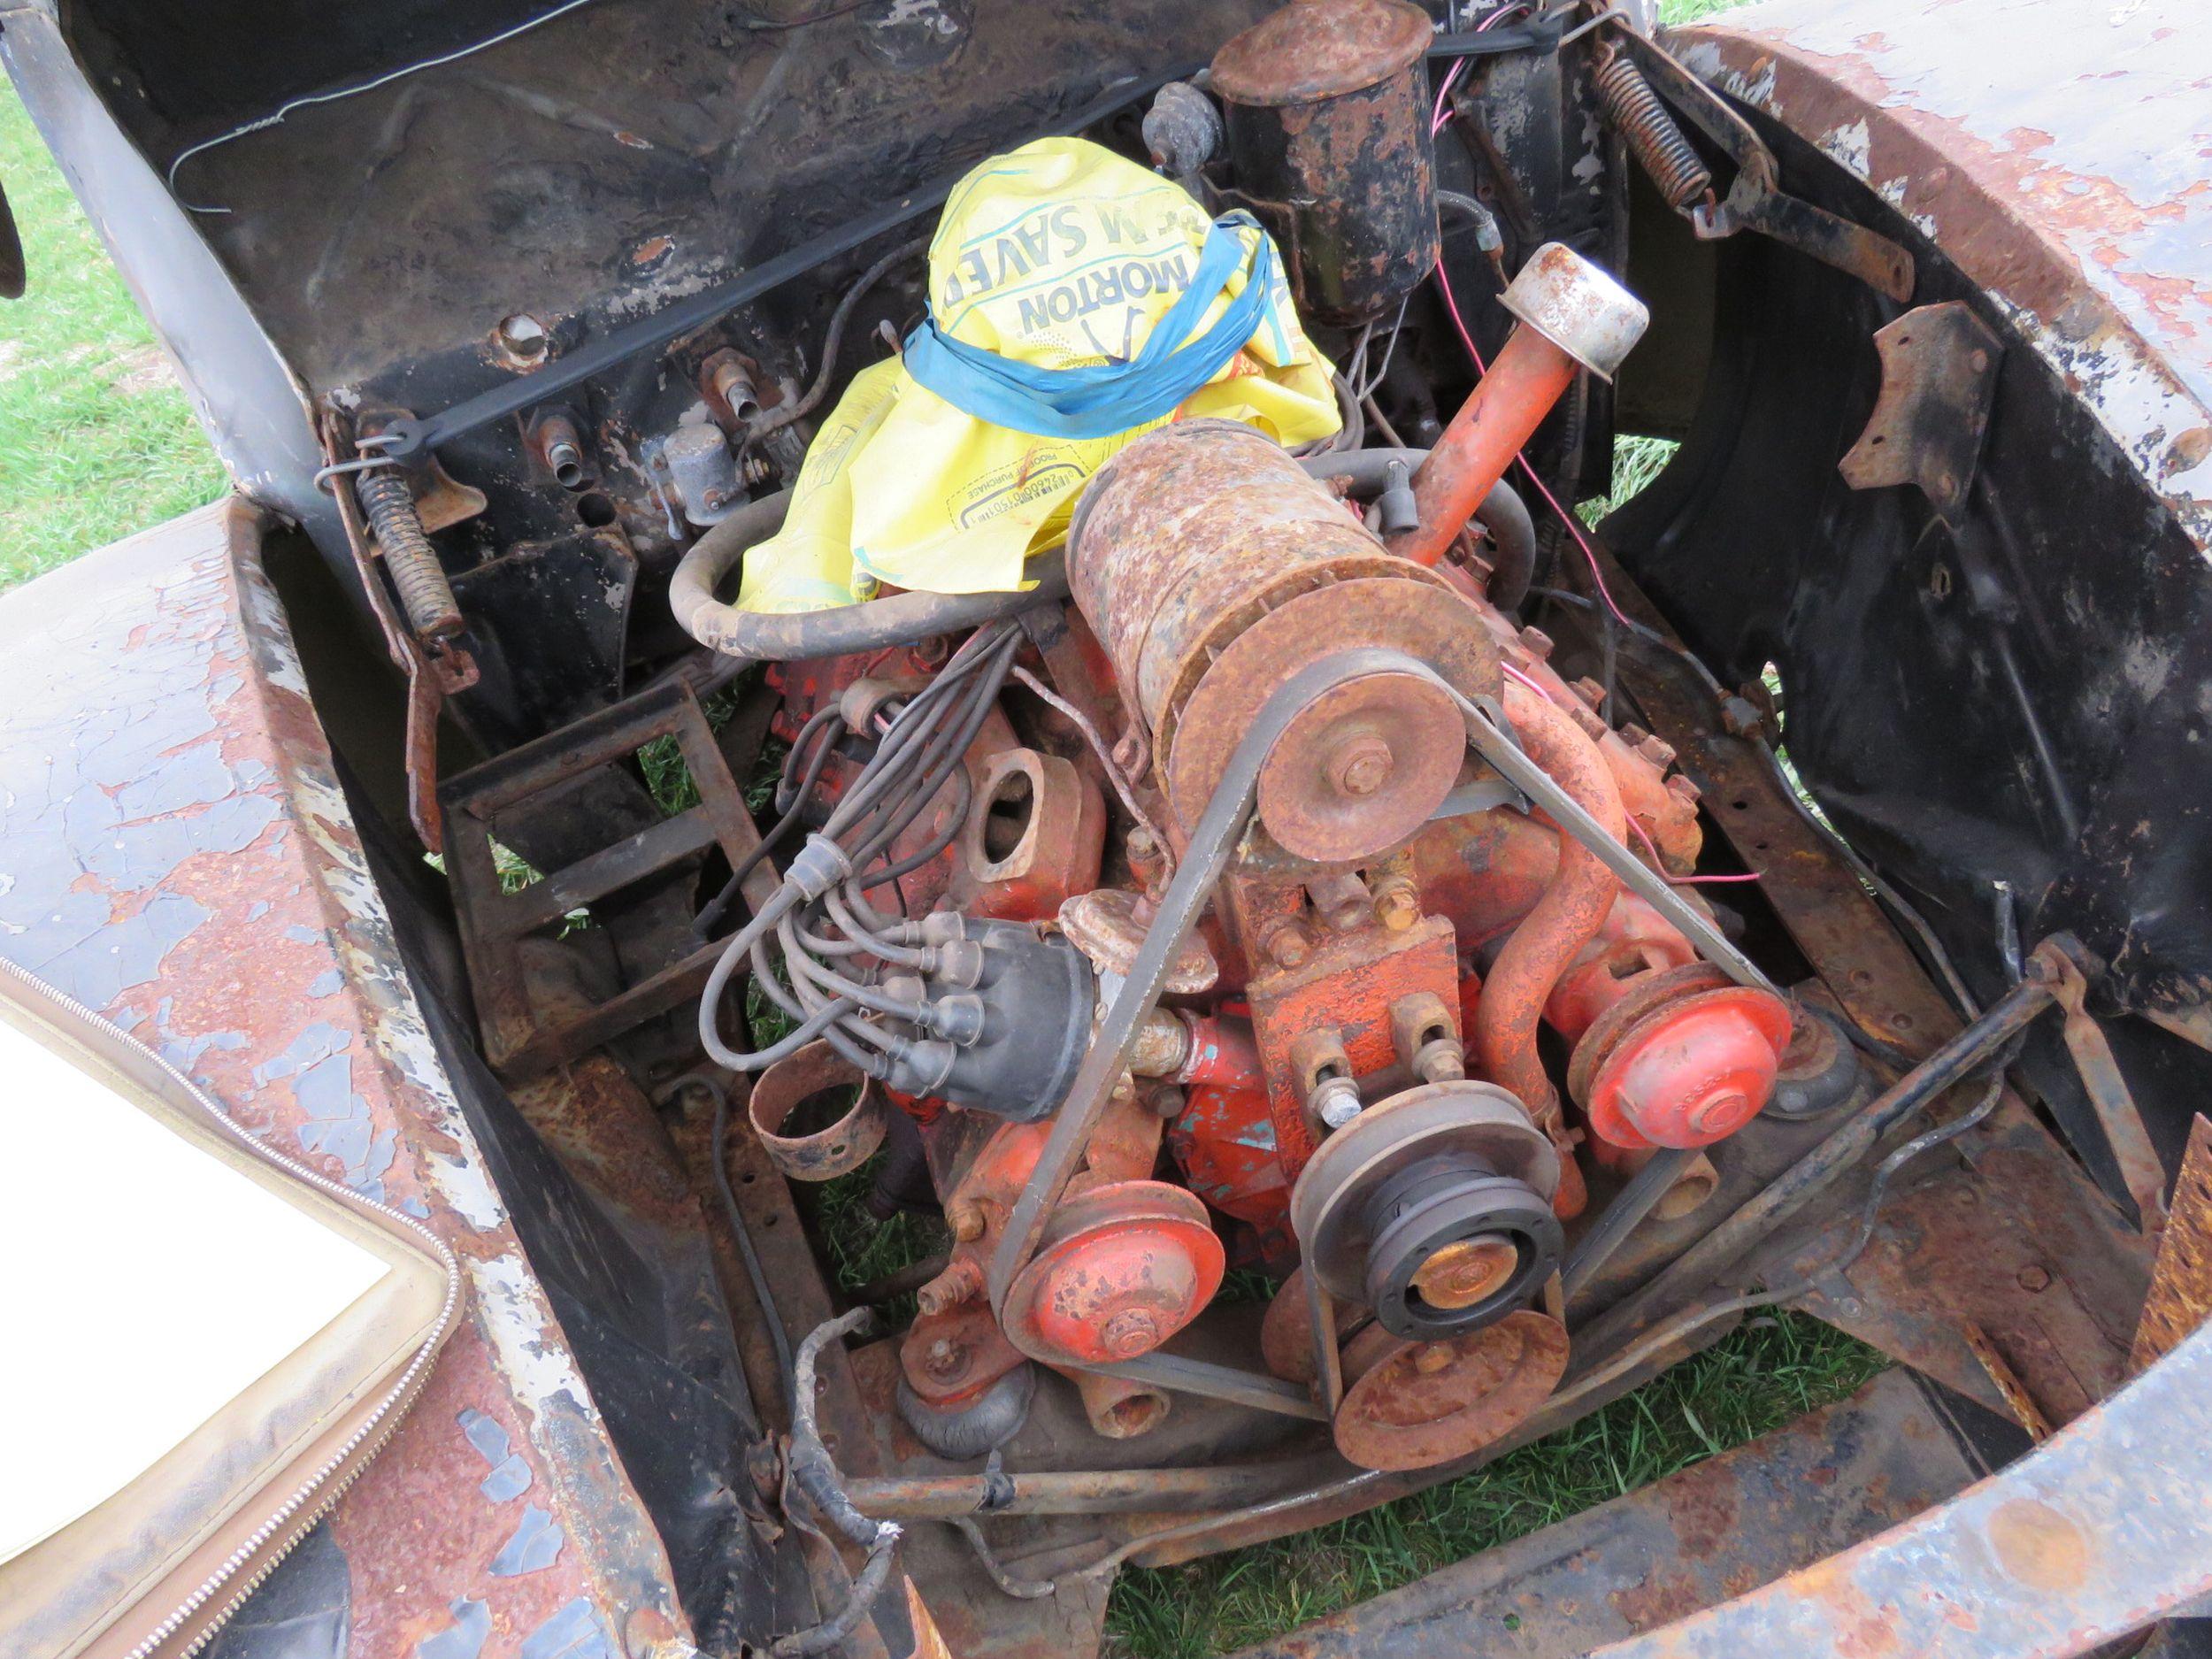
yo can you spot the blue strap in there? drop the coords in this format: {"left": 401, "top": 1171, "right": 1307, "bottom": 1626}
{"left": 901, "top": 212, "right": 1279, "bottom": 440}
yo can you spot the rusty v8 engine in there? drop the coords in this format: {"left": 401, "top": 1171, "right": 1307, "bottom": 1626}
{"left": 40, "top": 0, "right": 2208, "bottom": 1648}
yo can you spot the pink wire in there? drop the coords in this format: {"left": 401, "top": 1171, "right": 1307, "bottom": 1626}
{"left": 1505, "top": 661, "right": 1761, "bottom": 886}
{"left": 1429, "top": 22, "right": 1638, "bottom": 636}
{"left": 1629, "top": 812, "right": 1763, "bottom": 885}
{"left": 1445, "top": 15, "right": 1754, "bottom": 894}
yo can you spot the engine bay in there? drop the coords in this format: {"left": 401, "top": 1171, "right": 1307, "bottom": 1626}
{"left": 29, "top": 0, "right": 2212, "bottom": 1651}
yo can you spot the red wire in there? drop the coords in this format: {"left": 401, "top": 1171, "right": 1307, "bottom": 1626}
{"left": 1630, "top": 812, "right": 1763, "bottom": 885}
{"left": 1430, "top": 29, "right": 1639, "bottom": 636}
{"left": 1442, "top": 18, "right": 1756, "bottom": 895}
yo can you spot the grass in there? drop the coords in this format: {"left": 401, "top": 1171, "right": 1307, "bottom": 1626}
{"left": 1, "top": 10, "right": 1885, "bottom": 1649}
{"left": 0, "top": 85, "right": 227, "bottom": 590}
{"left": 1107, "top": 1311, "right": 1886, "bottom": 1658}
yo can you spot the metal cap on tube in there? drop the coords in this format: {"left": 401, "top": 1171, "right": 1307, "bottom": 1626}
{"left": 1497, "top": 243, "right": 1652, "bottom": 383}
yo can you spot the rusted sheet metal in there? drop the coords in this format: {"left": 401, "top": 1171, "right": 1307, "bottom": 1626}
{"left": 0, "top": 502, "right": 692, "bottom": 1659}
{"left": 1777, "top": 1092, "right": 2147, "bottom": 1432}
{"left": 2131, "top": 1114, "right": 2212, "bottom": 1372}
{"left": 748, "top": 1040, "right": 890, "bottom": 1182}
{"left": 1227, "top": 1370, "right": 1978, "bottom": 1659}
{"left": 1671, "top": 0, "right": 2212, "bottom": 556}
{"left": 1597, "top": 1320, "right": 2212, "bottom": 1658}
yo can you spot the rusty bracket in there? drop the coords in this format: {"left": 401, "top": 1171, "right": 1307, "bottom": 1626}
{"left": 2131, "top": 1115, "right": 2212, "bottom": 1372}
{"left": 2036, "top": 934, "right": 2170, "bottom": 1240}
{"left": 441, "top": 679, "right": 780, "bottom": 1079}
{"left": 1839, "top": 302, "right": 2006, "bottom": 524}
{"left": 1626, "top": 27, "right": 1916, "bottom": 302}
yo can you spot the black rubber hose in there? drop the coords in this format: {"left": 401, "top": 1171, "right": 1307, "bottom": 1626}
{"left": 1299, "top": 449, "right": 1537, "bottom": 610}
{"left": 670, "top": 489, "right": 1070, "bottom": 660}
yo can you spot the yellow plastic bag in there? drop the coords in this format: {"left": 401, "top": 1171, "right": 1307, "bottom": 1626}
{"left": 736, "top": 137, "right": 1340, "bottom": 613}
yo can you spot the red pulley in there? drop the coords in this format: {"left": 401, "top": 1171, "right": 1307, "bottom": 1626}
{"left": 999, "top": 1179, "right": 1225, "bottom": 1366}
{"left": 1578, "top": 984, "right": 1793, "bottom": 1151}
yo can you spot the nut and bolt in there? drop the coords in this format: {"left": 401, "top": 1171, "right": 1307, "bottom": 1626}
{"left": 1637, "top": 734, "right": 1678, "bottom": 768}
{"left": 1262, "top": 918, "right": 1313, "bottom": 968}
{"left": 921, "top": 1337, "right": 970, "bottom": 1380}
{"left": 1373, "top": 877, "right": 1421, "bottom": 933}
{"left": 2017, "top": 1264, "right": 2052, "bottom": 1294}
{"left": 1411, "top": 1035, "right": 1467, "bottom": 1083}
{"left": 1326, "top": 734, "right": 1395, "bottom": 799}
{"left": 945, "top": 1198, "right": 986, "bottom": 1242}
{"left": 1102, "top": 1309, "right": 1162, "bottom": 1359}
{"left": 1518, "top": 626, "right": 1555, "bottom": 660}
{"left": 1314, "top": 1074, "right": 1363, "bottom": 1131}
{"left": 1666, "top": 772, "right": 1703, "bottom": 803}
{"left": 1571, "top": 676, "right": 1608, "bottom": 710}
{"left": 1720, "top": 695, "right": 1764, "bottom": 738}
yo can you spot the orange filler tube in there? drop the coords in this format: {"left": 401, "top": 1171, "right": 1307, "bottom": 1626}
{"left": 1388, "top": 242, "right": 1650, "bottom": 569}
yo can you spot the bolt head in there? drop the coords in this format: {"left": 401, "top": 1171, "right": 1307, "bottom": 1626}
{"left": 1327, "top": 734, "right": 1394, "bottom": 798}
{"left": 1376, "top": 886, "right": 1420, "bottom": 933}
{"left": 1101, "top": 1309, "right": 1161, "bottom": 1359}
{"left": 1263, "top": 920, "right": 1312, "bottom": 969}
{"left": 1685, "top": 1087, "right": 1750, "bottom": 1140}
{"left": 1411, "top": 1236, "right": 1518, "bottom": 1310}
{"left": 1317, "top": 1082, "right": 1363, "bottom": 1130}
{"left": 2017, "top": 1264, "right": 2052, "bottom": 1293}
{"left": 1413, "top": 1342, "right": 1457, "bottom": 1375}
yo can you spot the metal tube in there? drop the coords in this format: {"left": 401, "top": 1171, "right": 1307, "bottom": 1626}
{"left": 1390, "top": 325, "right": 1578, "bottom": 568}
{"left": 1456, "top": 690, "right": 1775, "bottom": 992}
{"left": 1472, "top": 679, "right": 1624, "bottom": 1217}
{"left": 843, "top": 1461, "right": 1331, "bottom": 1519}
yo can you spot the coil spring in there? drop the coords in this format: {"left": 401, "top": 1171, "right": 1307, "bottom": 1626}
{"left": 1594, "top": 52, "right": 1712, "bottom": 211}
{"left": 356, "top": 468, "right": 464, "bottom": 641}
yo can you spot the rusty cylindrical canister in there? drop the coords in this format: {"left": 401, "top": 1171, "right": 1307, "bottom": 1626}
{"left": 1210, "top": 0, "right": 1440, "bottom": 326}
{"left": 1064, "top": 419, "right": 1502, "bottom": 859}
{"left": 1390, "top": 242, "right": 1649, "bottom": 568}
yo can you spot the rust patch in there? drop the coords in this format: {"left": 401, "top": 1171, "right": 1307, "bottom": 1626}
{"left": 1609, "top": 1569, "right": 1711, "bottom": 1632}
{"left": 1661, "top": 1455, "right": 1742, "bottom": 1562}
{"left": 1985, "top": 1497, "right": 2093, "bottom": 1594}
{"left": 2131, "top": 1113, "right": 2212, "bottom": 1371}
